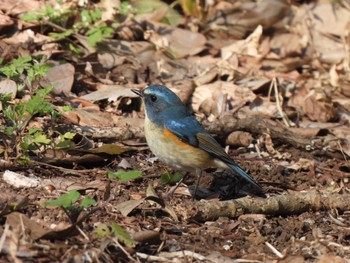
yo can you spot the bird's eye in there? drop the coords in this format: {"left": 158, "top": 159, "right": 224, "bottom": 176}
{"left": 150, "top": 95, "right": 157, "bottom": 102}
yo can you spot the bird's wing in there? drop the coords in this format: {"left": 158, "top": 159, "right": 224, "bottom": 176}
{"left": 166, "top": 117, "right": 264, "bottom": 194}
{"left": 165, "top": 117, "right": 202, "bottom": 146}
{"left": 166, "top": 117, "right": 235, "bottom": 160}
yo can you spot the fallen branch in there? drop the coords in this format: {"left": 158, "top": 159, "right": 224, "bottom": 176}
{"left": 182, "top": 190, "right": 350, "bottom": 222}
{"left": 204, "top": 114, "right": 315, "bottom": 150}
{"left": 55, "top": 114, "right": 312, "bottom": 149}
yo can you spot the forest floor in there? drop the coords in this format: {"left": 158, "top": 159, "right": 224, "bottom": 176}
{"left": 1, "top": 0, "right": 350, "bottom": 262}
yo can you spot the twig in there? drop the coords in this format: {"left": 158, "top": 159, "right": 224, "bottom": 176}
{"left": 113, "top": 238, "right": 136, "bottom": 262}
{"left": 159, "top": 251, "right": 214, "bottom": 262}
{"left": 268, "top": 77, "right": 292, "bottom": 127}
{"left": 136, "top": 252, "right": 168, "bottom": 262}
{"left": 0, "top": 224, "right": 9, "bottom": 253}
{"left": 75, "top": 225, "right": 89, "bottom": 241}
{"left": 265, "top": 241, "right": 284, "bottom": 258}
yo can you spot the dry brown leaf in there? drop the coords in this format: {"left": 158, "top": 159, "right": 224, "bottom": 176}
{"left": 285, "top": 158, "right": 315, "bottom": 171}
{"left": 97, "top": 0, "right": 119, "bottom": 21}
{"left": 40, "top": 178, "right": 106, "bottom": 192}
{"left": 116, "top": 199, "right": 145, "bottom": 217}
{"left": 279, "top": 255, "right": 305, "bottom": 263}
{"left": 0, "top": 79, "right": 17, "bottom": 99}
{"left": 268, "top": 33, "right": 302, "bottom": 58}
{"left": 62, "top": 108, "right": 120, "bottom": 127}
{"left": 302, "top": 90, "right": 337, "bottom": 123}
{"left": 206, "top": 0, "right": 289, "bottom": 39}
{"left": 42, "top": 63, "right": 75, "bottom": 95}
{"left": 192, "top": 81, "right": 256, "bottom": 116}
{"left": 80, "top": 84, "right": 137, "bottom": 102}
{"left": 3, "top": 29, "right": 51, "bottom": 46}
{"left": 6, "top": 212, "right": 51, "bottom": 240}
{"left": 145, "top": 21, "right": 206, "bottom": 58}
{"left": 0, "top": 0, "right": 44, "bottom": 15}
{"left": 249, "top": 96, "right": 279, "bottom": 118}
{"left": 293, "top": 3, "right": 350, "bottom": 64}
{"left": 0, "top": 12, "right": 14, "bottom": 30}
{"left": 221, "top": 25, "right": 263, "bottom": 59}
{"left": 289, "top": 87, "right": 337, "bottom": 123}
{"left": 226, "top": 131, "right": 253, "bottom": 147}
{"left": 317, "top": 255, "right": 348, "bottom": 263}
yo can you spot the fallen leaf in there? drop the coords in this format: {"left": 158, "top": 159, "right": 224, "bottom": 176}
{"left": 115, "top": 199, "right": 145, "bottom": 216}
{"left": 6, "top": 212, "right": 51, "bottom": 240}
{"left": 192, "top": 81, "right": 256, "bottom": 116}
{"left": 226, "top": 131, "right": 253, "bottom": 147}
{"left": 221, "top": 25, "right": 263, "bottom": 59}
{"left": 80, "top": 84, "right": 138, "bottom": 102}
{"left": 42, "top": 63, "right": 75, "bottom": 95}
{"left": 0, "top": 79, "right": 17, "bottom": 99}
{"left": 88, "top": 144, "right": 132, "bottom": 155}
{"left": 145, "top": 21, "right": 206, "bottom": 58}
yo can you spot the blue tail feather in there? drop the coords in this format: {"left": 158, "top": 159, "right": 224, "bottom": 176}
{"left": 226, "top": 163, "right": 265, "bottom": 197}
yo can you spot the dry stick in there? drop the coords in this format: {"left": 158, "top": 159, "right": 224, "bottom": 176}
{"left": 182, "top": 190, "right": 350, "bottom": 222}
{"left": 268, "top": 77, "right": 292, "bottom": 127}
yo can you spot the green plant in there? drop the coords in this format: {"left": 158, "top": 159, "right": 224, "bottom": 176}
{"left": 0, "top": 56, "right": 51, "bottom": 90}
{"left": 116, "top": 1, "right": 136, "bottom": 15}
{"left": 21, "top": 5, "right": 73, "bottom": 25}
{"left": 43, "top": 190, "right": 96, "bottom": 222}
{"left": 0, "top": 56, "right": 61, "bottom": 160}
{"left": 21, "top": 4, "right": 117, "bottom": 49}
{"left": 0, "top": 86, "right": 56, "bottom": 158}
{"left": 160, "top": 171, "right": 184, "bottom": 185}
{"left": 94, "top": 222, "right": 136, "bottom": 247}
{"left": 108, "top": 169, "right": 142, "bottom": 182}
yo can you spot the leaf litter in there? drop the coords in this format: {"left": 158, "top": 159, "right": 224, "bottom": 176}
{"left": 1, "top": 0, "right": 350, "bottom": 262}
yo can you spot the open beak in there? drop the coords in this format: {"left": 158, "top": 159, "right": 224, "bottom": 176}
{"left": 131, "top": 89, "right": 143, "bottom": 98}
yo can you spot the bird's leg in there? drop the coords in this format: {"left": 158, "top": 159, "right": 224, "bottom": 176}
{"left": 167, "top": 172, "right": 189, "bottom": 200}
{"left": 192, "top": 168, "right": 202, "bottom": 200}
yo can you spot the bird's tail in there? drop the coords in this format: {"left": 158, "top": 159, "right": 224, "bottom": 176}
{"left": 226, "top": 163, "right": 266, "bottom": 198}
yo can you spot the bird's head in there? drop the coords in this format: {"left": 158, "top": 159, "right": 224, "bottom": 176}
{"left": 132, "top": 84, "right": 186, "bottom": 123}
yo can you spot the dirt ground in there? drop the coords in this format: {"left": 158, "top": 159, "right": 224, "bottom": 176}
{"left": 1, "top": 0, "right": 350, "bottom": 262}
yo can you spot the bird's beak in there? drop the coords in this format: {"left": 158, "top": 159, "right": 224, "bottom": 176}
{"left": 131, "top": 89, "right": 143, "bottom": 98}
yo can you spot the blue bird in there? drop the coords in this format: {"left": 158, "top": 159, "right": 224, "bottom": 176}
{"left": 132, "top": 84, "right": 265, "bottom": 199}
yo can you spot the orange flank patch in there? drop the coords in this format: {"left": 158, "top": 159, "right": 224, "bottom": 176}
{"left": 163, "top": 128, "right": 189, "bottom": 148}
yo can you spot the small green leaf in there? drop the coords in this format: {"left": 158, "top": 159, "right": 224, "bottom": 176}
{"left": 33, "top": 133, "right": 51, "bottom": 144}
{"left": 110, "top": 222, "right": 136, "bottom": 247}
{"left": 49, "top": 30, "right": 74, "bottom": 40}
{"left": 4, "top": 126, "right": 15, "bottom": 136}
{"left": 108, "top": 170, "right": 142, "bottom": 183}
{"left": 63, "top": 132, "right": 76, "bottom": 140}
{"left": 28, "top": 127, "right": 39, "bottom": 135}
{"left": 55, "top": 140, "right": 75, "bottom": 149}
{"left": 62, "top": 105, "right": 73, "bottom": 112}
{"left": 93, "top": 223, "right": 111, "bottom": 238}
{"left": 81, "top": 196, "right": 96, "bottom": 209}
{"left": 42, "top": 190, "right": 81, "bottom": 209}
{"left": 117, "top": 2, "right": 136, "bottom": 15}
{"left": 160, "top": 171, "right": 184, "bottom": 185}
